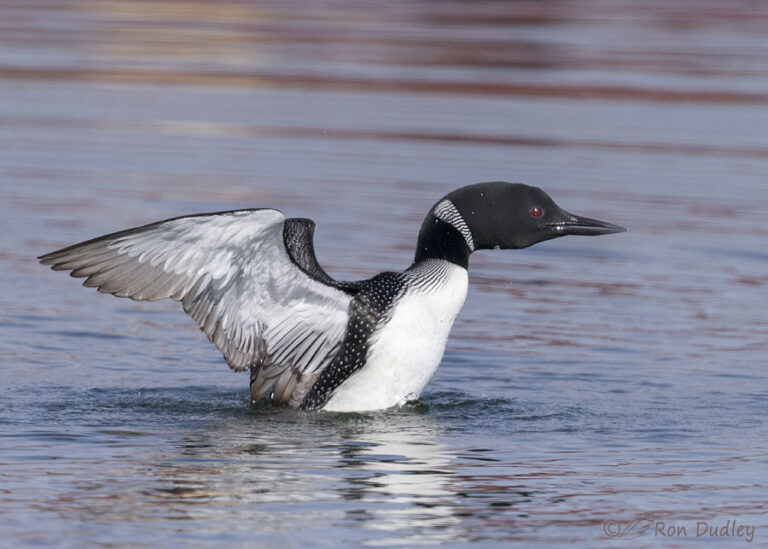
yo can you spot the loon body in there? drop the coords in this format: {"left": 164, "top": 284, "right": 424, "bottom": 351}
{"left": 39, "top": 182, "right": 625, "bottom": 412}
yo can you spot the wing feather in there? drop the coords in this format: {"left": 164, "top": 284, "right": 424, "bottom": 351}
{"left": 39, "top": 209, "right": 352, "bottom": 403}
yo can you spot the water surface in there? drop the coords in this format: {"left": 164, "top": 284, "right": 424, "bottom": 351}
{"left": 1, "top": 1, "right": 767, "bottom": 546}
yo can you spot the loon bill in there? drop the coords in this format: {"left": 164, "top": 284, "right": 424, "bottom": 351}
{"left": 39, "top": 182, "right": 626, "bottom": 412}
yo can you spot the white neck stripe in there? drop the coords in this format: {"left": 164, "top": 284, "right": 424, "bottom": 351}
{"left": 433, "top": 199, "right": 475, "bottom": 252}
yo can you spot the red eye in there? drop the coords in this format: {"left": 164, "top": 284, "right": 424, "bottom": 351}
{"left": 530, "top": 206, "right": 543, "bottom": 218}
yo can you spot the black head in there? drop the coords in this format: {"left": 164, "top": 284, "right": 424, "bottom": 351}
{"left": 415, "top": 182, "right": 626, "bottom": 266}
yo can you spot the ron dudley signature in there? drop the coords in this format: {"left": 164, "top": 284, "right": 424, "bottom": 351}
{"left": 602, "top": 514, "right": 757, "bottom": 543}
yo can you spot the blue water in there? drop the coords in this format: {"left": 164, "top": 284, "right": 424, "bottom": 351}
{"left": 2, "top": 1, "right": 768, "bottom": 546}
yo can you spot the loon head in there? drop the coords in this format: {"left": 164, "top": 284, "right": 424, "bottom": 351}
{"left": 415, "top": 182, "right": 626, "bottom": 266}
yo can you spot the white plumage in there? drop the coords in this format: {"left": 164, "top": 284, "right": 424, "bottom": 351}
{"left": 323, "top": 261, "right": 468, "bottom": 412}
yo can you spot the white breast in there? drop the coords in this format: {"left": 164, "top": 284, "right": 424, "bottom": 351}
{"left": 323, "top": 261, "right": 468, "bottom": 412}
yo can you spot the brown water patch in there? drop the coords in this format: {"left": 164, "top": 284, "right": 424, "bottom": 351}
{"left": 5, "top": 65, "right": 768, "bottom": 105}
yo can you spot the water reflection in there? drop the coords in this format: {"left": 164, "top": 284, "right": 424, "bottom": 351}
{"left": 111, "top": 407, "right": 464, "bottom": 542}
{"left": 334, "top": 430, "right": 461, "bottom": 544}
{"left": 3, "top": 383, "right": 767, "bottom": 545}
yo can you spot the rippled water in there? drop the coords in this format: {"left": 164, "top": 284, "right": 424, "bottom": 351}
{"left": 2, "top": 1, "right": 768, "bottom": 546}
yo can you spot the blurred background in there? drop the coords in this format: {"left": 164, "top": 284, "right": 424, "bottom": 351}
{"left": 1, "top": 1, "right": 767, "bottom": 547}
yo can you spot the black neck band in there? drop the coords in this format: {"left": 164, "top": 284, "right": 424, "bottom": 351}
{"left": 414, "top": 216, "right": 471, "bottom": 268}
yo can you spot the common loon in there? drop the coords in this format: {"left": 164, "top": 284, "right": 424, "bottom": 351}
{"left": 39, "top": 182, "right": 625, "bottom": 412}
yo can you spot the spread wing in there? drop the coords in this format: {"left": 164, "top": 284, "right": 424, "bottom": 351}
{"left": 38, "top": 209, "right": 353, "bottom": 403}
